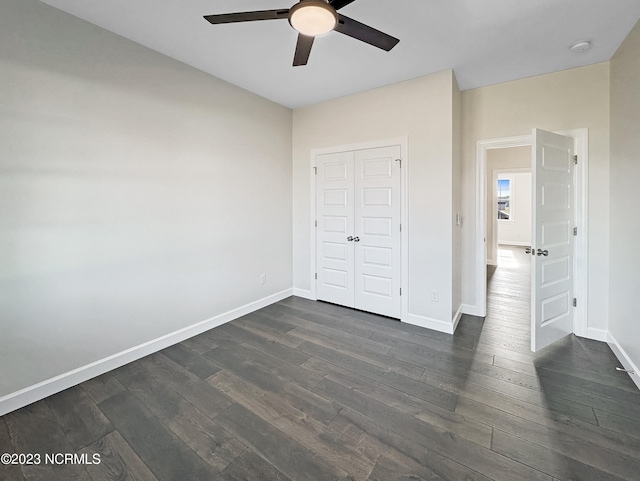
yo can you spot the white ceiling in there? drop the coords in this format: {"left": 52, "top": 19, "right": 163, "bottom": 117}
{"left": 38, "top": 0, "right": 640, "bottom": 109}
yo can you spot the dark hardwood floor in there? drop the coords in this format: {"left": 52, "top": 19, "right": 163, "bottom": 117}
{"left": 3, "top": 245, "right": 640, "bottom": 480}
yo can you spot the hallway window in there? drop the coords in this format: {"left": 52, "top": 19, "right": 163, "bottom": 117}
{"left": 497, "top": 177, "right": 511, "bottom": 220}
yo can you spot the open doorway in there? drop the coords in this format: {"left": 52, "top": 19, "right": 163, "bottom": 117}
{"left": 486, "top": 146, "right": 532, "bottom": 266}
{"left": 485, "top": 147, "right": 533, "bottom": 343}
{"left": 475, "top": 129, "right": 589, "bottom": 350}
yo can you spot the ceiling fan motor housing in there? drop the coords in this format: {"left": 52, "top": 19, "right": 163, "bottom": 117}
{"left": 289, "top": 0, "right": 338, "bottom": 37}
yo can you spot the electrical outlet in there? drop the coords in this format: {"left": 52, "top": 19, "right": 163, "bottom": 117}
{"left": 260, "top": 274, "right": 267, "bottom": 285}
{"left": 431, "top": 290, "right": 439, "bottom": 302}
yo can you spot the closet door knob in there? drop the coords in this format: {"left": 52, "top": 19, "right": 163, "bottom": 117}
{"left": 536, "top": 249, "right": 549, "bottom": 257}
{"left": 347, "top": 236, "right": 354, "bottom": 242}
{"left": 353, "top": 237, "right": 360, "bottom": 242}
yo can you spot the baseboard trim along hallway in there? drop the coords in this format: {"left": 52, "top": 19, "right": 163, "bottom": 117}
{"left": 0, "top": 288, "right": 293, "bottom": 416}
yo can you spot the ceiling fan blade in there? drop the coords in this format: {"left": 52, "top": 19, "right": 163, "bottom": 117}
{"left": 334, "top": 14, "right": 399, "bottom": 51}
{"left": 293, "top": 34, "right": 315, "bottom": 66}
{"left": 204, "top": 9, "right": 289, "bottom": 25}
{"left": 329, "top": 0, "right": 358, "bottom": 10}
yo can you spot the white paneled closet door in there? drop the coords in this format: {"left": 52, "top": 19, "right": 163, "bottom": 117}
{"left": 316, "top": 151, "right": 356, "bottom": 308}
{"left": 354, "top": 146, "right": 402, "bottom": 318}
{"left": 316, "top": 145, "right": 401, "bottom": 319}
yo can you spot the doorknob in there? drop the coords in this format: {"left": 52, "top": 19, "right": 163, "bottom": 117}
{"left": 353, "top": 237, "right": 360, "bottom": 242}
{"left": 525, "top": 247, "right": 532, "bottom": 254}
{"left": 536, "top": 249, "right": 549, "bottom": 256}
{"left": 347, "top": 236, "right": 354, "bottom": 242}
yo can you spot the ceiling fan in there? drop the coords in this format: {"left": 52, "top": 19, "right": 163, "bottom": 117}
{"left": 203, "top": 0, "right": 400, "bottom": 66}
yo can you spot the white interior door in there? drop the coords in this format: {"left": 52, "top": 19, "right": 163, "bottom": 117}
{"left": 316, "top": 151, "right": 355, "bottom": 308}
{"left": 531, "top": 129, "right": 575, "bottom": 352}
{"left": 316, "top": 145, "right": 401, "bottom": 319}
{"left": 354, "top": 147, "right": 401, "bottom": 318}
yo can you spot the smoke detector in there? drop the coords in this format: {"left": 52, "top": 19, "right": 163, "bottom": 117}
{"left": 570, "top": 40, "right": 591, "bottom": 52}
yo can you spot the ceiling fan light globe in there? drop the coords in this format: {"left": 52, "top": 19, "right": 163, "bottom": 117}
{"left": 289, "top": 1, "right": 338, "bottom": 37}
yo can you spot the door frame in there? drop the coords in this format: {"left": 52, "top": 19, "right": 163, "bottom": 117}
{"left": 309, "top": 137, "right": 409, "bottom": 321}
{"left": 473, "top": 129, "right": 589, "bottom": 338}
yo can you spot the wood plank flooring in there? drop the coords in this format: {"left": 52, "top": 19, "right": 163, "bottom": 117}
{"left": 2, "top": 245, "right": 639, "bottom": 480}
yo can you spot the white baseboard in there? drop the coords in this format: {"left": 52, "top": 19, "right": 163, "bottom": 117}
{"left": 487, "top": 258, "right": 497, "bottom": 266}
{"left": 404, "top": 313, "right": 455, "bottom": 335}
{"left": 292, "top": 288, "right": 314, "bottom": 300}
{"left": 585, "top": 327, "right": 608, "bottom": 342}
{"left": 499, "top": 241, "right": 530, "bottom": 247}
{"left": 452, "top": 305, "right": 463, "bottom": 333}
{"left": 461, "top": 303, "right": 485, "bottom": 317}
{"left": 607, "top": 331, "right": 640, "bottom": 391}
{"left": 0, "top": 288, "right": 293, "bottom": 417}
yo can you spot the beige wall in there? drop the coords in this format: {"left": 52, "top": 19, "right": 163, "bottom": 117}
{"left": 461, "top": 63, "right": 610, "bottom": 332}
{"left": 293, "top": 71, "right": 459, "bottom": 328}
{"left": 0, "top": 0, "right": 292, "bottom": 399}
{"left": 486, "top": 146, "right": 531, "bottom": 263}
{"left": 609, "top": 20, "right": 640, "bottom": 372}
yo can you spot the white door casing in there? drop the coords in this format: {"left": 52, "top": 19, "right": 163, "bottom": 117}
{"left": 354, "top": 147, "right": 402, "bottom": 318}
{"left": 531, "top": 129, "right": 575, "bottom": 351}
{"left": 315, "top": 145, "right": 402, "bottom": 319}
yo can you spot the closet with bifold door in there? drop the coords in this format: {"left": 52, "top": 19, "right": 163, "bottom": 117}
{"left": 315, "top": 145, "right": 401, "bottom": 319}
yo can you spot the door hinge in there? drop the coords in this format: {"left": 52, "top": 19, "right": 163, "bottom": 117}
{"left": 573, "top": 155, "right": 578, "bottom": 165}
{"left": 315, "top": 273, "right": 317, "bottom": 280}
{"left": 313, "top": 167, "right": 317, "bottom": 175}
{"left": 315, "top": 220, "right": 317, "bottom": 228}
{"left": 400, "top": 288, "right": 402, "bottom": 296}
{"left": 573, "top": 227, "right": 577, "bottom": 236}
{"left": 573, "top": 298, "right": 577, "bottom": 307}
{"left": 400, "top": 223, "right": 402, "bottom": 232}
{"left": 395, "top": 159, "right": 402, "bottom": 168}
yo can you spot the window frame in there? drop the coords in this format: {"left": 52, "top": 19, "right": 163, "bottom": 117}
{"left": 496, "top": 173, "right": 515, "bottom": 223}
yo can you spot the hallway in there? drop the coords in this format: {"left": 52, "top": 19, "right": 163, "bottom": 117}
{"left": 485, "top": 244, "right": 532, "bottom": 349}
